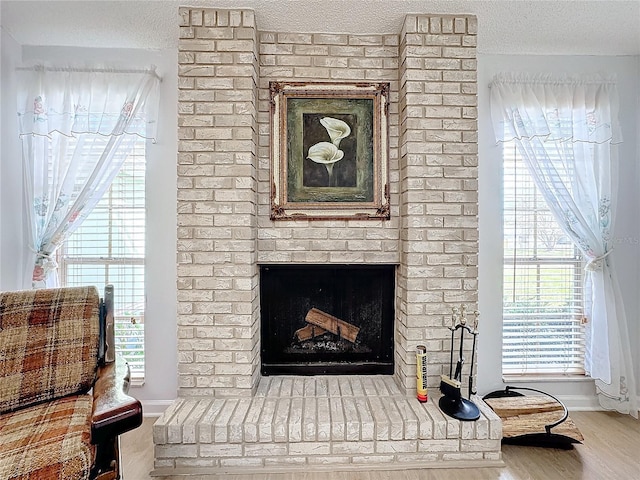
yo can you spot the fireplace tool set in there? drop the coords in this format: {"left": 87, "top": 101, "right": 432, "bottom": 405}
{"left": 438, "top": 304, "right": 480, "bottom": 421}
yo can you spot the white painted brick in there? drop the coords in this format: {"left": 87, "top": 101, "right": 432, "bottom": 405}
{"left": 418, "top": 439, "right": 459, "bottom": 452}
{"left": 443, "top": 452, "right": 483, "bottom": 461}
{"left": 228, "top": 10, "right": 242, "bottom": 27}
{"left": 303, "top": 397, "right": 317, "bottom": 441}
{"left": 314, "top": 57, "right": 349, "bottom": 68}
{"left": 277, "top": 55, "right": 312, "bottom": 66}
{"left": 316, "top": 398, "right": 331, "bottom": 441}
{"left": 289, "top": 442, "right": 331, "bottom": 456}
{"left": 155, "top": 444, "right": 198, "bottom": 458}
{"left": 199, "top": 443, "right": 243, "bottom": 457}
{"left": 365, "top": 46, "right": 397, "bottom": 57}
{"left": 326, "top": 397, "right": 344, "bottom": 441}
{"left": 475, "top": 398, "right": 503, "bottom": 440}
{"left": 241, "top": 397, "right": 263, "bottom": 443}
{"left": 307, "top": 456, "right": 351, "bottom": 465}
{"left": 153, "top": 458, "right": 175, "bottom": 468}
{"left": 220, "top": 457, "right": 264, "bottom": 467}
{"left": 467, "top": 17, "right": 478, "bottom": 35}
{"left": 377, "top": 440, "right": 419, "bottom": 453}
{"left": 211, "top": 399, "right": 236, "bottom": 442}
{"left": 179, "top": 7, "right": 191, "bottom": 26}
{"left": 190, "top": 9, "right": 203, "bottom": 26}
{"left": 396, "top": 452, "right": 440, "bottom": 463}
{"left": 354, "top": 398, "right": 375, "bottom": 441}
{"left": 264, "top": 456, "right": 307, "bottom": 467}
{"left": 277, "top": 32, "right": 312, "bottom": 43}
{"left": 175, "top": 457, "right": 219, "bottom": 468}
{"left": 332, "top": 441, "right": 375, "bottom": 455}
{"left": 484, "top": 451, "right": 502, "bottom": 461}
{"left": 443, "top": 70, "right": 477, "bottom": 82}
{"left": 352, "top": 455, "right": 395, "bottom": 464}
{"left": 368, "top": 397, "right": 390, "bottom": 441}
{"left": 463, "top": 35, "right": 478, "bottom": 47}
{"left": 394, "top": 399, "right": 419, "bottom": 440}
{"left": 271, "top": 398, "right": 289, "bottom": 443}
{"left": 243, "top": 443, "right": 287, "bottom": 456}
{"left": 242, "top": 10, "right": 255, "bottom": 27}
{"left": 461, "top": 439, "right": 502, "bottom": 452}
{"left": 201, "top": 10, "right": 216, "bottom": 27}
{"left": 294, "top": 66, "right": 331, "bottom": 77}
{"left": 328, "top": 45, "right": 364, "bottom": 57}
{"left": 312, "top": 33, "right": 348, "bottom": 44}
{"left": 331, "top": 69, "right": 365, "bottom": 80}
{"left": 475, "top": 416, "right": 489, "bottom": 440}
{"left": 462, "top": 59, "right": 478, "bottom": 71}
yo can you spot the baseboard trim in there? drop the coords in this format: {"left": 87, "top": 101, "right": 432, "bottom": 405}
{"left": 151, "top": 459, "right": 505, "bottom": 477}
{"left": 557, "top": 394, "right": 603, "bottom": 411}
{"left": 141, "top": 399, "right": 174, "bottom": 417}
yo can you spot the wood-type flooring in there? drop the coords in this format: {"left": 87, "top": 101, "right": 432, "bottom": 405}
{"left": 121, "top": 411, "right": 639, "bottom": 480}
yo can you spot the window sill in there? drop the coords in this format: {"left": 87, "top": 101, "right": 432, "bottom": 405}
{"left": 502, "top": 374, "right": 593, "bottom": 384}
{"left": 129, "top": 377, "right": 145, "bottom": 388}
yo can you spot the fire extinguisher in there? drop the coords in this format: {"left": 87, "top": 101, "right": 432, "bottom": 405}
{"left": 416, "top": 345, "right": 428, "bottom": 402}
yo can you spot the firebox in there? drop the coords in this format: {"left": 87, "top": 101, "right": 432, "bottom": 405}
{"left": 260, "top": 264, "right": 395, "bottom": 375}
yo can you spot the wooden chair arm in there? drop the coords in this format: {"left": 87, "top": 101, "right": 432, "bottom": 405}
{"left": 91, "top": 358, "right": 142, "bottom": 445}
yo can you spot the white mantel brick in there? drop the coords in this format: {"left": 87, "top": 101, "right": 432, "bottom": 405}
{"left": 397, "top": 13, "right": 478, "bottom": 393}
{"left": 170, "top": 8, "right": 487, "bottom": 473}
{"left": 177, "top": 8, "right": 260, "bottom": 398}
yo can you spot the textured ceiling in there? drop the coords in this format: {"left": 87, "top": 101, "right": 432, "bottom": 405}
{"left": 1, "top": 0, "right": 640, "bottom": 55}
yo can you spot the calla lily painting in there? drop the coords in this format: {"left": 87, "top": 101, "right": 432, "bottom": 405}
{"left": 304, "top": 116, "right": 354, "bottom": 187}
{"left": 269, "top": 81, "right": 390, "bottom": 220}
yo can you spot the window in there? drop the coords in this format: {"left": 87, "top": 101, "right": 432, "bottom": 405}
{"left": 59, "top": 137, "right": 146, "bottom": 379}
{"left": 503, "top": 141, "right": 585, "bottom": 376}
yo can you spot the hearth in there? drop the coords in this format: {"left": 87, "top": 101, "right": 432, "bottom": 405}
{"left": 260, "top": 264, "right": 395, "bottom": 375}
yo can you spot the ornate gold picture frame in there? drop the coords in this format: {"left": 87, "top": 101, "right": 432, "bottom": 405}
{"left": 270, "top": 81, "right": 390, "bottom": 220}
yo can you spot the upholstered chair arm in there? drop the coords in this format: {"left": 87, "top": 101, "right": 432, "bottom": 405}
{"left": 91, "top": 357, "right": 143, "bottom": 445}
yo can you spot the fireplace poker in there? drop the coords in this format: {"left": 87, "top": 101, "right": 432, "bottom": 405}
{"left": 468, "top": 311, "right": 479, "bottom": 397}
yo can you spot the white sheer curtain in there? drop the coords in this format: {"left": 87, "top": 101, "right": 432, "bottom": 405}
{"left": 17, "top": 67, "right": 160, "bottom": 288}
{"left": 490, "top": 73, "right": 637, "bottom": 417}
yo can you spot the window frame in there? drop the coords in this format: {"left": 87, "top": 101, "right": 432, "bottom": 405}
{"left": 502, "top": 139, "right": 586, "bottom": 377}
{"left": 58, "top": 136, "right": 147, "bottom": 380}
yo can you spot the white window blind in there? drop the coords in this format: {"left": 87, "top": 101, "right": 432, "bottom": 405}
{"left": 503, "top": 140, "right": 585, "bottom": 376}
{"left": 59, "top": 138, "right": 146, "bottom": 379}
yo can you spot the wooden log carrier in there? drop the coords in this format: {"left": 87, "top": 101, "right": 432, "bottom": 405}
{"left": 293, "top": 308, "right": 360, "bottom": 343}
{"left": 483, "top": 386, "right": 585, "bottom": 448}
{"left": 484, "top": 396, "right": 584, "bottom": 443}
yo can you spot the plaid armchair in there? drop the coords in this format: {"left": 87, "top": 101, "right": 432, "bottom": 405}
{"left": 0, "top": 286, "right": 142, "bottom": 480}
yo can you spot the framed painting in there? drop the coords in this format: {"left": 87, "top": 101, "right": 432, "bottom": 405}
{"left": 270, "top": 81, "right": 390, "bottom": 220}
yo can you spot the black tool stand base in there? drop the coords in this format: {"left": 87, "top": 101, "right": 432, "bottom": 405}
{"left": 438, "top": 395, "right": 480, "bottom": 421}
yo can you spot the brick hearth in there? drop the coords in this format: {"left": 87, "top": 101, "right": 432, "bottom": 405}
{"left": 153, "top": 377, "right": 502, "bottom": 474}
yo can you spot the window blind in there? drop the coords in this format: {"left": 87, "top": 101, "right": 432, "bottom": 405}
{"left": 503, "top": 141, "right": 585, "bottom": 376}
{"left": 60, "top": 138, "right": 146, "bottom": 379}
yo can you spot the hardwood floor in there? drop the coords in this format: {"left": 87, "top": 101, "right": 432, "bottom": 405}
{"left": 121, "top": 411, "right": 640, "bottom": 480}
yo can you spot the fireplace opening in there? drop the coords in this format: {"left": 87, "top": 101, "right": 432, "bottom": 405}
{"left": 260, "top": 264, "right": 395, "bottom": 375}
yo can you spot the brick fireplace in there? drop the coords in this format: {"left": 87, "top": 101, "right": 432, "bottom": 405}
{"left": 153, "top": 8, "right": 501, "bottom": 474}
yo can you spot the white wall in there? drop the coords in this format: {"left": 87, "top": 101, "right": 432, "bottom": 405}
{"left": 3, "top": 41, "right": 639, "bottom": 411}
{"left": 477, "top": 54, "right": 640, "bottom": 407}
{"left": 0, "top": 26, "right": 25, "bottom": 289}
{"left": 17, "top": 46, "right": 179, "bottom": 413}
